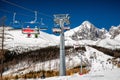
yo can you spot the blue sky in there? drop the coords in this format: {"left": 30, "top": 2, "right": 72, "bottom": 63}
{"left": 0, "top": 0, "right": 120, "bottom": 33}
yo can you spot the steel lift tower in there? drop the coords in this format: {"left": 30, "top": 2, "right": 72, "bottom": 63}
{"left": 53, "top": 14, "right": 70, "bottom": 76}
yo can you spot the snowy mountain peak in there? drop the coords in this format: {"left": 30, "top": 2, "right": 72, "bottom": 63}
{"left": 80, "top": 21, "right": 95, "bottom": 30}
{"left": 65, "top": 21, "right": 95, "bottom": 37}
{"left": 65, "top": 21, "right": 107, "bottom": 41}
{"left": 82, "top": 21, "right": 92, "bottom": 25}
{"left": 109, "top": 25, "right": 120, "bottom": 39}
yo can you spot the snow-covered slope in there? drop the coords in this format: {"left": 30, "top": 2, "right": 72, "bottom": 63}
{"left": 1, "top": 21, "right": 120, "bottom": 80}
{"left": 4, "top": 30, "right": 59, "bottom": 53}
{"left": 109, "top": 25, "right": 120, "bottom": 39}
{"left": 1, "top": 21, "right": 120, "bottom": 51}
{"left": 4, "top": 46, "right": 120, "bottom": 80}
{"left": 25, "top": 68, "right": 120, "bottom": 80}
{"left": 22, "top": 68, "right": 120, "bottom": 80}
{"left": 3, "top": 46, "right": 118, "bottom": 75}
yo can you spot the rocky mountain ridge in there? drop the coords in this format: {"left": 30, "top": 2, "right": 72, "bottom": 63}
{"left": 65, "top": 21, "right": 120, "bottom": 41}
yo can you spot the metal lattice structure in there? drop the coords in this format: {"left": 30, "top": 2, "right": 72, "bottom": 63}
{"left": 53, "top": 14, "right": 70, "bottom": 76}
{"left": 0, "top": 16, "right": 6, "bottom": 80}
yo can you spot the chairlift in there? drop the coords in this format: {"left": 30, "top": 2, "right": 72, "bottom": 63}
{"left": 52, "top": 23, "right": 61, "bottom": 33}
{"left": 25, "top": 21, "right": 39, "bottom": 24}
{"left": 22, "top": 19, "right": 47, "bottom": 34}
{"left": 22, "top": 23, "right": 40, "bottom": 34}
{"left": 22, "top": 11, "right": 40, "bottom": 34}
{"left": 52, "top": 27, "right": 61, "bottom": 33}
{"left": 25, "top": 11, "right": 39, "bottom": 24}
{"left": 64, "top": 23, "right": 70, "bottom": 30}
{"left": 9, "top": 12, "right": 21, "bottom": 29}
{"left": 10, "top": 21, "right": 21, "bottom": 28}
{"left": 39, "top": 18, "right": 48, "bottom": 30}
{"left": 64, "top": 26, "right": 70, "bottom": 30}
{"left": 52, "top": 26, "right": 70, "bottom": 33}
{"left": 10, "top": 22, "right": 21, "bottom": 29}
{"left": 22, "top": 11, "right": 47, "bottom": 35}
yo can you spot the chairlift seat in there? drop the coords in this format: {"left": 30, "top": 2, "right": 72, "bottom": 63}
{"left": 22, "top": 28, "right": 34, "bottom": 34}
{"left": 64, "top": 26, "right": 70, "bottom": 30}
{"left": 52, "top": 28, "right": 61, "bottom": 33}
{"left": 22, "top": 27, "right": 39, "bottom": 34}
{"left": 40, "top": 27, "right": 47, "bottom": 30}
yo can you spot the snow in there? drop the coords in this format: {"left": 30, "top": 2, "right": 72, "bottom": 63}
{"left": 111, "top": 26, "right": 118, "bottom": 29}
{"left": 64, "top": 26, "right": 80, "bottom": 37}
{"left": 2, "top": 21, "right": 120, "bottom": 51}
{"left": 96, "top": 38, "right": 120, "bottom": 49}
{"left": 19, "top": 67, "right": 120, "bottom": 80}
{"left": 64, "top": 21, "right": 93, "bottom": 37}
{"left": 3, "top": 45, "right": 119, "bottom": 80}
{"left": 115, "top": 34, "right": 120, "bottom": 41}
{"left": 65, "top": 35, "right": 120, "bottom": 49}
{"left": 82, "top": 21, "right": 93, "bottom": 29}
{"left": 64, "top": 20, "right": 120, "bottom": 49}
{"left": 1, "top": 22, "right": 120, "bottom": 80}
{"left": 14, "top": 46, "right": 120, "bottom": 80}
{"left": 4, "top": 30, "right": 59, "bottom": 52}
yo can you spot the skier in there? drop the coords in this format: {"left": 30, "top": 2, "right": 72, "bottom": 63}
{"left": 27, "top": 26, "right": 31, "bottom": 38}
{"left": 34, "top": 26, "right": 39, "bottom": 38}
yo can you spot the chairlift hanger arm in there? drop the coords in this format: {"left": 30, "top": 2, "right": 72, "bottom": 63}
{"left": 13, "top": 12, "right": 16, "bottom": 23}
{"left": 12, "top": 12, "right": 20, "bottom": 24}
{"left": 24, "top": 11, "right": 38, "bottom": 24}
{"left": 32, "top": 11, "right": 37, "bottom": 22}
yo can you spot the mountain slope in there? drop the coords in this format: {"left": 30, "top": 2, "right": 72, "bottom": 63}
{"left": 5, "top": 30, "right": 59, "bottom": 53}
{"left": 3, "top": 46, "right": 119, "bottom": 79}
{"left": 65, "top": 21, "right": 108, "bottom": 41}
{"left": 1, "top": 22, "right": 120, "bottom": 79}
{"left": 1, "top": 21, "right": 120, "bottom": 51}
{"left": 65, "top": 21, "right": 120, "bottom": 49}
{"left": 109, "top": 25, "right": 120, "bottom": 39}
